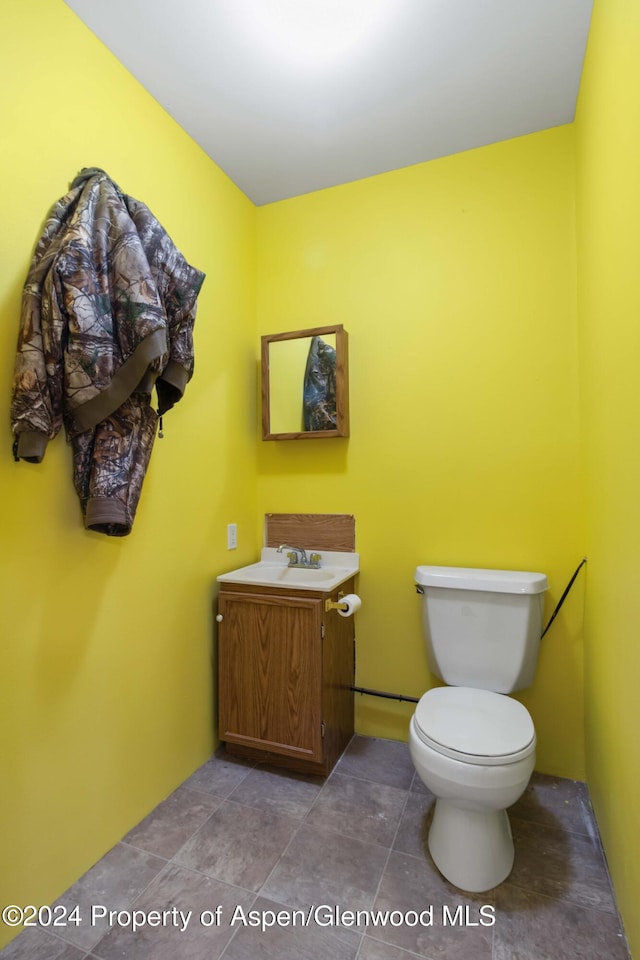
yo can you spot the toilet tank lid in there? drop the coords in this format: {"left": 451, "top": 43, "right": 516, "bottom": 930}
{"left": 415, "top": 565, "right": 547, "bottom": 594}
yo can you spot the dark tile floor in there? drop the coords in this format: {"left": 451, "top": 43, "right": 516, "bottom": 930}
{"left": 1, "top": 736, "right": 631, "bottom": 960}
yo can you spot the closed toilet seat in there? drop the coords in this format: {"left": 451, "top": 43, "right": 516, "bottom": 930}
{"left": 414, "top": 686, "right": 535, "bottom": 765}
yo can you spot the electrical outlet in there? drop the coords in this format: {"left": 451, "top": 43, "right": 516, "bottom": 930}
{"left": 227, "top": 523, "right": 238, "bottom": 550}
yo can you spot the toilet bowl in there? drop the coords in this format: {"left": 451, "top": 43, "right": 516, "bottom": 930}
{"left": 409, "top": 685, "right": 536, "bottom": 892}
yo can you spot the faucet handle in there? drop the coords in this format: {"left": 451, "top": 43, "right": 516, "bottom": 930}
{"left": 310, "top": 553, "right": 322, "bottom": 566}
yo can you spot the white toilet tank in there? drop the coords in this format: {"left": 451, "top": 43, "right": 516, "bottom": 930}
{"left": 415, "top": 566, "right": 548, "bottom": 693}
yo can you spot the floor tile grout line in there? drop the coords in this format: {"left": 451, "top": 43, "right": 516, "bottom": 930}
{"left": 88, "top": 855, "right": 177, "bottom": 959}
{"left": 358, "top": 928, "right": 431, "bottom": 960}
{"left": 509, "top": 810, "right": 610, "bottom": 843}
{"left": 240, "top": 769, "right": 412, "bottom": 957}
{"left": 350, "top": 778, "right": 419, "bottom": 957}
{"left": 167, "top": 841, "right": 271, "bottom": 898}
{"left": 22, "top": 923, "right": 90, "bottom": 958}
{"left": 323, "top": 767, "right": 417, "bottom": 794}
{"left": 302, "top": 764, "right": 338, "bottom": 819}
{"left": 87, "top": 853, "right": 261, "bottom": 959}
{"left": 30, "top": 842, "right": 174, "bottom": 957}
{"left": 216, "top": 890, "right": 262, "bottom": 960}
{"left": 334, "top": 760, "right": 389, "bottom": 795}
{"left": 193, "top": 791, "right": 319, "bottom": 825}
{"left": 500, "top": 876, "right": 626, "bottom": 920}
{"left": 179, "top": 782, "right": 247, "bottom": 802}
{"left": 252, "top": 817, "right": 307, "bottom": 901}
{"left": 232, "top": 813, "right": 373, "bottom": 958}
{"left": 292, "top": 814, "right": 407, "bottom": 857}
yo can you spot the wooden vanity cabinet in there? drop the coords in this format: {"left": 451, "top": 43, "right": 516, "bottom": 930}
{"left": 217, "top": 579, "right": 355, "bottom": 776}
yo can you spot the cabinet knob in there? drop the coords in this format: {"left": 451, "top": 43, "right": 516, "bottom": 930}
{"left": 216, "top": 614, "right": 223, "bottom": 622}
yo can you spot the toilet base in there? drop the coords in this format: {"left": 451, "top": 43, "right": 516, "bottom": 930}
{"left": 428, "top": 798, "right": 514, "bottom": 892}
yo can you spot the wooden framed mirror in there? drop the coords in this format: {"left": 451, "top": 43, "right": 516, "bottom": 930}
{"left": 261, "top": 325, "right": 349, "bottom": 440}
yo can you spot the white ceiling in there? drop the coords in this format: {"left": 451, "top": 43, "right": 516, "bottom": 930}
{"left": 63, "top": 0, "right": 593, "bottom": 206}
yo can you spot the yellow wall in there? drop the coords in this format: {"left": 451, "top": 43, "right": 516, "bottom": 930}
{"left": 0, "top": 1, "right": 258, "bottom": 948}
{"left": 575, "top": 0, "right": 640, "bottom": 955}
{"left": 256, "top": 126, "right": 586, "bottom": 779}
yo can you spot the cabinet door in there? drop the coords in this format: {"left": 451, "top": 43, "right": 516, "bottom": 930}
{"left": 218, "top": 592, "right": 323, "bottom": 762}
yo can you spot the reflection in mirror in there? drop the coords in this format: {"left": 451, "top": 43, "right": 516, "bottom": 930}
{"left": 262, "top": 325, "right": 349, "bottom": 440}
{"left": 303, "top": 335, "right": 337, "bottom": 430}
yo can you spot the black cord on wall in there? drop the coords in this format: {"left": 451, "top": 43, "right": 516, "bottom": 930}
{"left": 540, "top": 557, "right": 587, "bottom": 639}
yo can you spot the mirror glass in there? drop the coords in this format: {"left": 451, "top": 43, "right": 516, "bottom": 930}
{"left": 261, "top": 325, "right": 349, "bottom": 440}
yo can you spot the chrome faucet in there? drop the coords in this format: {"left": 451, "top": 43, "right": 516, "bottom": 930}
{"left": 277, "top": 544, "right": 321, "bottom": 568}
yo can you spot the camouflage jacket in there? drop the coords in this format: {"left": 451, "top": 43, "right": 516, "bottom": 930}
{"left": 11, "top": 168, "right": 205, "bottom": 461}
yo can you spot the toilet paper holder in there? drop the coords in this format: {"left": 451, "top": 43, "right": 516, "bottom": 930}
{"left": 325, "top": 593, "right": 360, "bottom": 616}
{"left": 325, "top": 596, "right": 349, "bottom": 612}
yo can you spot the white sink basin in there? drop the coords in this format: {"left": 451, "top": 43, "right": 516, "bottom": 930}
{"left": 217, "top": 548, "right": 359, "bottom": 592}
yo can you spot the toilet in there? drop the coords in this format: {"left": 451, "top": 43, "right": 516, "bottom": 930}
{"left": 409, "top": 564, "right": 548, "bottom": 892}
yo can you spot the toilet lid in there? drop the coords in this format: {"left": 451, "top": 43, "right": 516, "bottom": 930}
{"left": 414, "top": 687, "right": 535, "bottom": 765}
